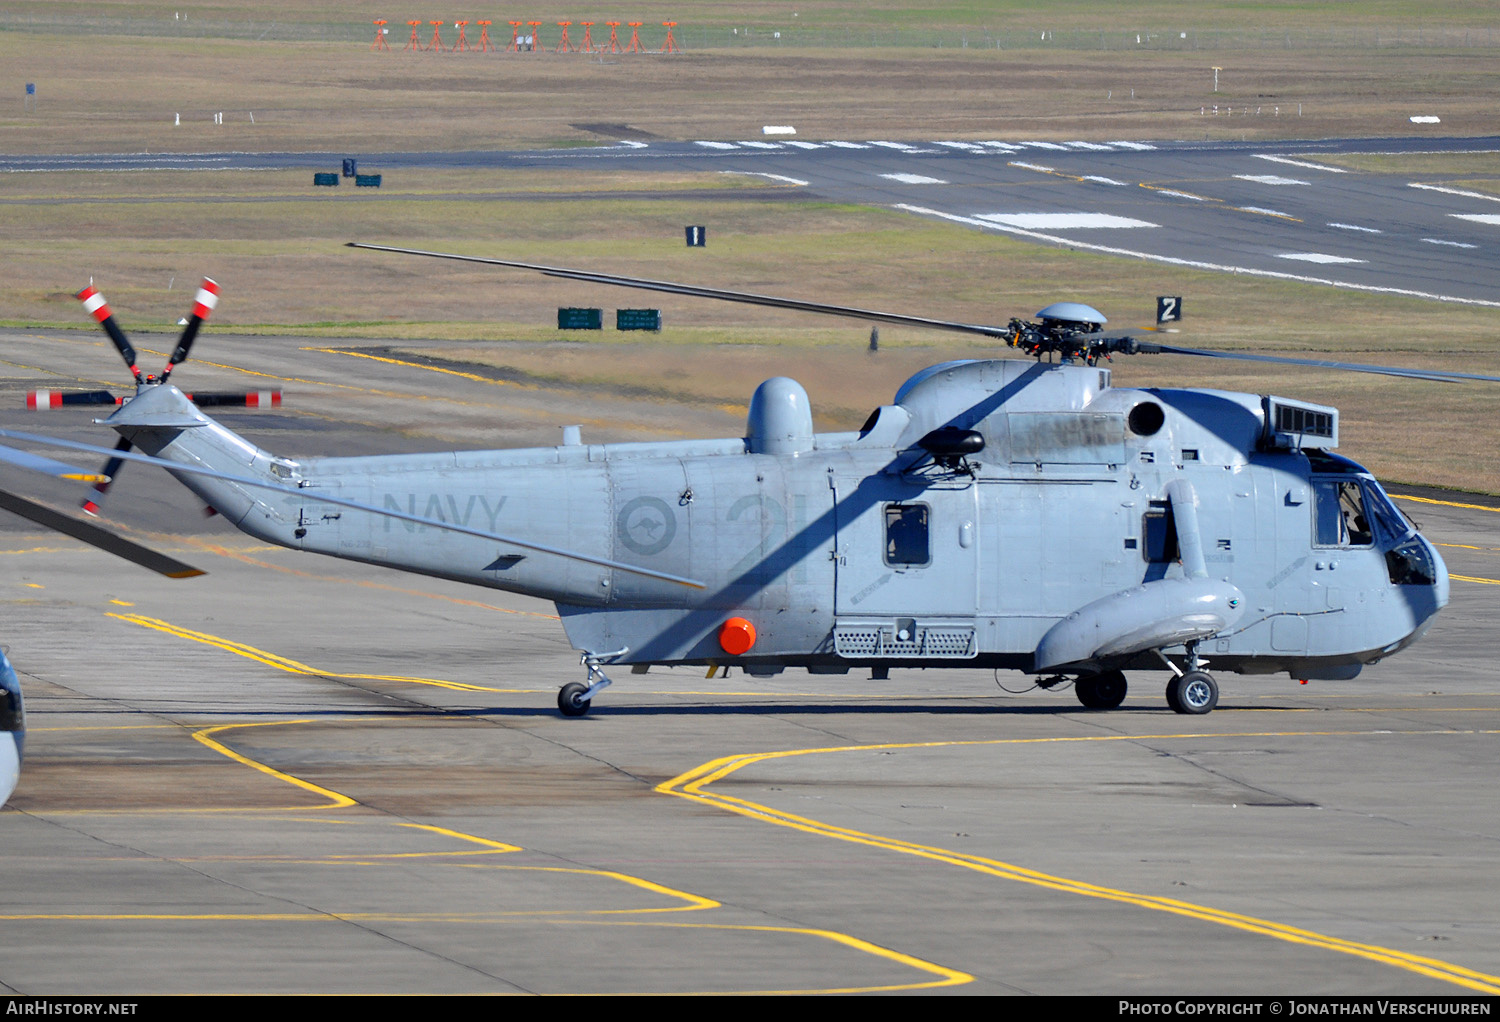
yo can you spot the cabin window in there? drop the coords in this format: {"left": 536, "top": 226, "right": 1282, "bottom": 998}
{"left": 884, "top": 503, "right": 930, "bottom": 567}
{"left": 1312, "top": 480, "right": 1373, "bottom": 548}
{"left": 1142, "top": 501, "right": 1178, "bottom": 563}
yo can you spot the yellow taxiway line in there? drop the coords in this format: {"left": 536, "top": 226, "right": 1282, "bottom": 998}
{"left": 659, "top": 731, "right": 1500, "bottom": 995}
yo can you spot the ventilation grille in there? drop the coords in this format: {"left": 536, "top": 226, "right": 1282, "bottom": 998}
{"left": 833, "top": 624, "right": 975, "bottom": 658}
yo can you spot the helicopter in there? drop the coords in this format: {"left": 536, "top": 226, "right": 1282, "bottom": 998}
{"left": 1, "top": 250, "right": 1492, "bottom": 718}
{"left": 0, "top": 646, "right": 22, "bottom": 807}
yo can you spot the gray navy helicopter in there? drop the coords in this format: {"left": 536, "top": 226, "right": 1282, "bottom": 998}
{"left": 0, "top": 248, "right": 1488, "bottom": 718}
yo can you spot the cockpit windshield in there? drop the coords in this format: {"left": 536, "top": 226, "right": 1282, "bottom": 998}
{"left": 1359, "top": 478, "right": 1413, "bottom": 545}
{"left": 1313, "top": 477, "right": 1413, "bottom": 549}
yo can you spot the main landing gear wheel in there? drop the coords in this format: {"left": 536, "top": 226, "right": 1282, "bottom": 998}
{"left": 557, "top": 682, "right": 592, "bottom": 717}
{"left": 1075, "top": 670, "right": 1128, "bottom": 709}
{"left": 1166, "top": 671, "right": 1218, "bottom": 715}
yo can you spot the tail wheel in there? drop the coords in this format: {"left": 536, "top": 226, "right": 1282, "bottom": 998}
{"left": 557, "top": 682, "right": 592, "bottom": 717}
{"left": 1075, "top": 670, "right": 1128, "bottom": 709}
{"left": 1166, "top": 671, "right": 1218, "bottom": 715}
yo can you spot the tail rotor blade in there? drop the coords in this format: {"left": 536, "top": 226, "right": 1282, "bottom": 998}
{"left": 80, "top": 437, "right": 133, "bottom": 517}
{"left": 25, "top": 390, "right": 119, "bottom": 410}
{"left": 76, "top": 286, "right": 142, "bottom": 384}
{"left": 160, "top": 278, "right": 219, "bottom": 382}
{"left": 183, "top": 389, "right": 281, "bottom": 409}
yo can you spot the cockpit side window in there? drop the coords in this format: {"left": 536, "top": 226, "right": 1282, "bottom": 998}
{"left": 1313, "top": 480, "right": 1372, "bottom": 548}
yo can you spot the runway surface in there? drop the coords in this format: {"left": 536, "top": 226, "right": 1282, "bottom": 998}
{"left": 6, "top": 134, "right": 1499, "bottom": 307}
{"left": 0, "top": 330, "right": 1497, "bottom": 995}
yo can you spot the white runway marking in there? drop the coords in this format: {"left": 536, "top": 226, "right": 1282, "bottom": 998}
{"left": 870, "top": 141, "right": 917, "bottom": 150}
{"left": 1235, "top": 174, "right": 1311, "bottom": 186}
{"left": 1277, "top": 252, "right": 1367, "bottom": 264}
{"left": 1452, "top": 213, "right": 1500, "bottom": 225}
{"left": 881, "top": 173, "right": 947, "bottom": 185}
{"left": 720, "top": 171, "right": 810, "bottom": 186}
{"left": 1110, "top": 141, "right": 1157, "bottom": 150}
{"left": 935, "top": 141, "right": 985, "bottom": 151}
{"left": 1239, "top": 206, "right": 1297, "bottom": 219}
{"left": 976, "top": 212, "right": 1157, "bottom": 230}
{"left": 895, "top": 203, "right": 1500, "bottom": 309}
{"left": 1065, "top": 141, "right": 1113, "bottom": 151}
{"left": 1009, "top": 161, "right": 1055, "bottom": 173}
{"left": 736, "top": 141, "right": 783, "bottom": 149}
{"left": 1329, "top": 222, "right": 1383, "bottom": 233}
{"left": 781, "top": 140, "right": 824, "bottom": 149}
{"left": 979, "top": 141, "right": 1020, "bottom": 151}
{"left": 1081, "top": 175, "right": 1129, "bottom": 186}
{"left": 694, "top": 141, "right": 737, "bottom": 149}
{"left": 823, "top": 141, "right": 869, "bottom": 149}
{"left": 1411, "top": 182, "right": 1500, "bottom": 204}
{"left": 1022, "top": 141, "right": 1070, "bottom": 150}
{"left": 1254, "top": 154, "right": 1347, "bottom": 173}
{"left": 1424, "top": 238, "right": 1479, "bottom": 249}
{"left": 1157, "top": 189, "right": 1209, "bottom": 201}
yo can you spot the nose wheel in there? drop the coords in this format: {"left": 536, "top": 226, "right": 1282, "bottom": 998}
{"left": 1166, "top": 671, "right": 1218, "bottom": 715}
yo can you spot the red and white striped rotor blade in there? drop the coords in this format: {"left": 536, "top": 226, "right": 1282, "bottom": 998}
{"left": 76, "top": 286, "right": 142, "bottom": 383}
{"left": 161, "top": 277, "right": 219, "bottom": 381}
{"left": 25, "top": 390, "right": 119, "bottom": 410}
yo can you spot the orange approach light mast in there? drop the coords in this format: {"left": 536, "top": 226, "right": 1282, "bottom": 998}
{"left": 663, "top": 21, "right": 680, "bottom": 53}
{"left": 605, "top": 21, "right": 621, "bottom": 52}
{"left": 427, "top": 21, "right": 444, "bottom": 51}
{"left": 527, "top": 21, "right": 544, "bottom": 51}
{"left": 625, "top": 22, "right": 643, "bottom": 53}
{"left": 405, "top": 20, "right": 422, "bottom": 50}
{"left": 477, "top": 20, "right": 493, "bottom": 52}
{"left": 371, "top": 20, "right": 390, "bottom": 51}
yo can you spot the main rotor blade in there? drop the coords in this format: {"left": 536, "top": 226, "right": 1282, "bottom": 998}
{"left": 0, "top": 444, "right": 109, "bottom": 483}
{"left": 347, "top": 242, "right": 1010, "bottom": 339}
{"left": 0, "top": 430, "right": 706, "bottom": 589}
{"left": 1136, "top": 343, "right": 1500, "bottom": 383}
{"left": 0, "top": 487, "right": 203, "bottom": 578}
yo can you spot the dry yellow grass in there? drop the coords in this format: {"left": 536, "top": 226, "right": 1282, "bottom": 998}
{"left": 3, "top": 8, "right": 1500, "bottom": 492}
{"left": 4, "top": 30, "right": 1500, "bottom": 154}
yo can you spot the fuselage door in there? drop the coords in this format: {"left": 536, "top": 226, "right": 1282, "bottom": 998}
{"left": 832, "top": 475, "right": 978, "bottom": 617}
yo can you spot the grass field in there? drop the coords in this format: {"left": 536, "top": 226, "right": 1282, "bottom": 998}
{"left": 2, "top": 3, "right": 1500, "bottom": 491}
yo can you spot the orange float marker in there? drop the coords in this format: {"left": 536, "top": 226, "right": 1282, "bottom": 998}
{"left": 718, "top": 617, "right": 757, "bottom": 656}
